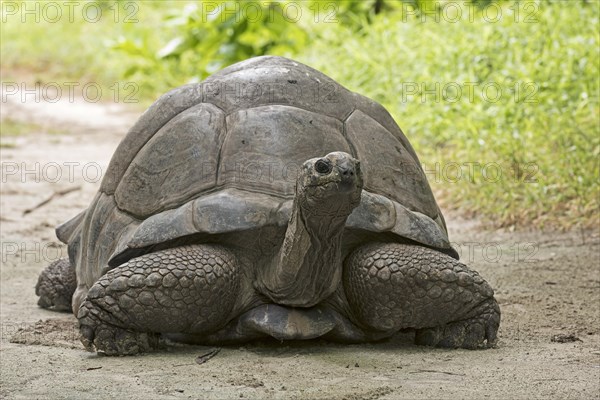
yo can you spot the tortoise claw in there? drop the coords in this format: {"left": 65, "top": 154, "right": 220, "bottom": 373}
{"left": 78, "top": 303, "right": 160, "bottom": 355}
{"left": 415, "top": 298, "right": 500, "bottom": 349}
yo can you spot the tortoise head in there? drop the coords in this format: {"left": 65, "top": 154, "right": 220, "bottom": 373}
{"left": 297, "top": 151, "right": 363, "bottom": 217}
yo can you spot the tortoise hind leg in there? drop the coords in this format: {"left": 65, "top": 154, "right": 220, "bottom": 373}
{"left": 77, "top": 244, "right": 242, "bottom": 355}
{"left": 343, "top": 243, "right": 500, "bottom": 349}
{"left": 36, "top": 258, "right": 77, "bottom": 312}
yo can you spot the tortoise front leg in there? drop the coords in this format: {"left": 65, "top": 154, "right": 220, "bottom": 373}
{"left": 36, "top": 258, "right": 77, "bottom": 312}
{"left": 78, "top": 244, "right": 242, "bottom": 355}
{"left": 343, "top": 243, "right": 500, "bottom": 349}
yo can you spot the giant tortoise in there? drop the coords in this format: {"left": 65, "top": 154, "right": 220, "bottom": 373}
{"left": 36, "top": 56, "right": 500, "bottom": 355}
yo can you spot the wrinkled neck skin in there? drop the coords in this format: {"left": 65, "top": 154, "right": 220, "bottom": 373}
{"left": 257, "top": 187, "right": 358, "bottom": 307}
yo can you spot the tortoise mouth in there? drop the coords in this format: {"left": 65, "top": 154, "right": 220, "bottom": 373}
{"left": 301, "top": 178, "right": 363, "bottom": 215}
{"left": 305, "top": 179, "right": 361, "bottom": 194}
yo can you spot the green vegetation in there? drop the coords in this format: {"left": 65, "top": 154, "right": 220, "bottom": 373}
{"left": 1, "top": 0, "right": 598, "bottom": 229}
{"left": 298, "top": 1, "right": 600, "bottom": 229}
{"left": 1, "top": 118, "right": 49, "bottom": 137}
{"left": 0, "top": 1, "right": 171, "bottom": 104}
{"left": 0, "top": 118, "right": 61, "bottom": 148}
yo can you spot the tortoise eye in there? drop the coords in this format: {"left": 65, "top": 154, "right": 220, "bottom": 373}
{"left": 314, "top": 159, "right": 332, "bottom": 174}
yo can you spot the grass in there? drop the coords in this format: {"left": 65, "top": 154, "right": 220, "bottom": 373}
{"left": 0, "top": 118, "right": 54, "bottom": 136}
{"left": 1, "top": 1, "right": 598, "bottom": 229}
{"left": 297, "top": 1, "right": 599, "bottom": 229}
{"left": 0, "top": 118, "right": 63, "bottom": 147}
{"left": 0, "top": 1, "right": 176, "bottom": 104}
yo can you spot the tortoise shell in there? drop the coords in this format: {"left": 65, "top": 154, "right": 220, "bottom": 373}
{"left": 58, "top": 56, "right": 455, "bottom": 299}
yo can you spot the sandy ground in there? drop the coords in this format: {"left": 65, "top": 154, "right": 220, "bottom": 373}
{"left": 1, "top": 93, "right": 599, "bottom": 400}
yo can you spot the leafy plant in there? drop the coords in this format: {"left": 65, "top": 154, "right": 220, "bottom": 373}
{"left": 111, "top": 1, "right": 309, "bottom": 95}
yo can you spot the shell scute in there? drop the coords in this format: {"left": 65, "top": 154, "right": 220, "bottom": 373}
{"left": 219, "top": 105, "right": 349, "bottom": 196}
{"left": 203, "top": 56, "right": 355, "bottom": 120}
{"left": 345, "top": 109, "right": 438, "bottom": 218}
{"left": 101, "top": 84, "right": 204, "bottom": 193}
{"left": 114, "top": 103, "right": 225, "bottom": 217}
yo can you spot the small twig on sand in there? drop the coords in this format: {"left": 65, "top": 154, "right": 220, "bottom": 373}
{"left": 195, "top": 347, "right": 221, "bottom": 365}
{"left": 23, "top": 186, "right": 81, "bottom": 216}
{"left": 409, "top": 369, "right": 466, "bottom": 376}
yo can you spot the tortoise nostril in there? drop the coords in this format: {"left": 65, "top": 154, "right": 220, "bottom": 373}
{"left": 340, "top": 168, "right": 355, "bottom": 178}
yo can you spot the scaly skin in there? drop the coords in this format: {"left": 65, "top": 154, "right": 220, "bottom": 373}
{"left": 36, "top": 258, "right": 77, "bottom": 312}
{"left": 78, "top": 244, "right": 241, "bottom": 355}
{"left": 343, "top": 242, "right": 500, "bottom": 349}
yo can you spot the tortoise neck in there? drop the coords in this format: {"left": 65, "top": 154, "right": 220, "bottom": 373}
{"left": 256, "top": 196, "right": 351, "bottom": 307}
